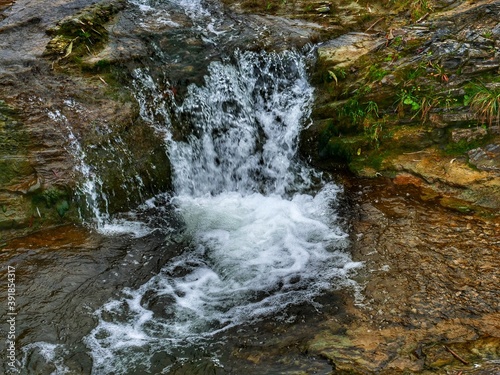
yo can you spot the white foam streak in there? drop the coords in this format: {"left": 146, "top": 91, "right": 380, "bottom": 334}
{"left": 21, "top": 342, "right": 69, "bottom": 375}
{"left": 128, "top": 0, "right": 210, "bottom": 25}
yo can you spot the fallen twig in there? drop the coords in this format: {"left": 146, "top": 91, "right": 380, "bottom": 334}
{"left": 365, "top": 18, "right": 384, "bottom": 32}
{"left": 98, "top": 76, "right": 108, "bottom": 86}
{"left": 416, "top": 12, "right": 430, "bottom": 23}
{"left": 403, "top": 151, "right": 430, "bottom": 155}
{"left": 443, "top": 345, "right": 469, "bottom": 365}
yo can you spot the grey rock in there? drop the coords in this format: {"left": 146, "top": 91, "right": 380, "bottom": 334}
{"left": 468, "top": 144, "right": 500, "bottom": 172}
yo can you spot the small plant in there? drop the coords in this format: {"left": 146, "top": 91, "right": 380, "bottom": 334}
{"left": 391, "top": 35, "right": 404, "bottom": 48}
{"left": 384, "top": 52, "right": 401, "bottom": 63}
{"left": 365, "top": 101, "right": 379, "bottom": 117}
{"left": 339, "top": 98, "right": 365, "bottom": 125}
{"left": 442, "top": 95, "right": 457, "bottom": 109}
{"left": 396, "top": 88, "right": 421, "bottom": 115}
{"left": 410, "top": 0, "right": 433, "bottom": 20}
{"left": 482, "top": 29, "right": 493, "bottom": 39}
{"left": 364, "top": 121, "right": 383, "bottom": 149}
{"left": 418, "top": 96, "right": 436, "bottom": 120}
{"left": 466, "top": 82, "right": 500, "bottom": 126}
{"left": 368, "top": 64, "right": 389, "bottom": 81}
{"left": 428, "top": 61, "right": 449, "bottom": 82}
{"left": 338, "top": 99, "right": 379, "bottom": 128}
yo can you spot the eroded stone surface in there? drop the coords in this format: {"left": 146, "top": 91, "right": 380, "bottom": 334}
{"left": 304, "top": 178, "right": 500, "bottom": 374}
{"left": 468, "top": 144, "right": 500, "bottom": 172}
{"left": 317, "top": 32, "right": 385, "bottom": 67}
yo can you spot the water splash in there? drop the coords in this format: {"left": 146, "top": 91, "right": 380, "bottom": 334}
{"left": 170, "top": 50, "right": 316, "bottom": 197}
{"left": 21, "top": 342, "right": 69, "bottom": 375}
{"left": 85, "top": 50, "right": 360, "bottom": 373}
{"left": 48, "top": 106, "right": 160, "bottom": 238}
{"left": 128, "top": 0, "right": 211, "bottom": 32}
{"left": 47, "top": 109, "right": 110, "bottom": 226}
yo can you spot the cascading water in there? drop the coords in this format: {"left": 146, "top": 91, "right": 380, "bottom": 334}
{"left": 170, "top": 50, "right": 315, "bottom": 197}
{"left": 47, "top": 108, "right": 111, "bottom": 226}
{"left": 84, "top": 50, "right": 360, "bottom": 374}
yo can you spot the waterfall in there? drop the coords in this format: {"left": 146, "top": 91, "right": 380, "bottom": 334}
{"left": 47, "top": 108, "right": 111, "bottom": 226}
{"left": 170, "top": 50, "right": 316, "bottom": 196}
{"left": 84, "top": 50, "right": 359, "bottom": 374}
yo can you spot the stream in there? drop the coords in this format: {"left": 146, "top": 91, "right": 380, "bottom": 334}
{"left": 2, "top": 0, "right": 360, "bottom": 373}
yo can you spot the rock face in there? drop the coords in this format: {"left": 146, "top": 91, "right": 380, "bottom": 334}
{"left": 306, "top": 0, "right": 500, "bottom": 216}
{"left": 305, "top": 178, "right": 500, "bottom": 374}
{"left": 0, "top": 0, "right": 172, "bottom": 238}
{"left": 317, "top": 32, "right": 385, "bottom": 67}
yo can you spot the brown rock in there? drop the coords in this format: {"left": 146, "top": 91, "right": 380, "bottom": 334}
{"left": 451, "top": 127, "right": 488, "bottom": 143}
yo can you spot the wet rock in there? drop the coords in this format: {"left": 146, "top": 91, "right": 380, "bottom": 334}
{"left": 317, "top": 32, "right": 385, "bottom": 67}
{"left": 384, "top": 148, "right": 500, "bottom": 212}
{"left": 44, "top": 0, "right": 126, "bottom": 62}
{"left": 304, "top": 177, "right": 500, "bottom": 374}
{"left": 428, "top": 110, "right": 477, "bottom": 128}
{"left": 0, "top": 0, "right": 99, "bottom": 74}
{"left": 451, "top": 127, "right": 488, "bottom": 143}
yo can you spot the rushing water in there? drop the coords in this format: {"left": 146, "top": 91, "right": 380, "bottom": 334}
{"left": 82, "top": 49, "right": 357, "bottom": 374}
{"left": 9, "top": 1, "right": 361, "bottom": 374}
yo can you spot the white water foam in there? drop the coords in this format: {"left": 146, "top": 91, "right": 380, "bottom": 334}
{"left": 85, "top": 187, "right": 357, "bottom": 373}
{"left": 84, "top": 50, "right": 360, "bottom": 373}
{"left": 21, "top": 342, "right": 69, "bottom": 375}
{"left": 128, "top": 0, "right": 210, "bottom": 31}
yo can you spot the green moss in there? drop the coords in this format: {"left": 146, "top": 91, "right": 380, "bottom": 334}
{"left": 32, "top": 188, "right": 70, "bottom": 208}
{"left": 322, "top": 139, "right": 354, "bottom": 162}
{"left": 56, "top": 200, "right": 70, "bottom": 217}
{"left": 443, "top": 137, "right": 490, "bottom": 156}
{"left": 349, "top": 149, "right": 385, "bottom": 172}
{"left": 367, "top": 64, "right": 389, "bottom": 82}
{"left": 93, "top": 59, "right": 112, "bottom": 71}
{"left": 321, "top": 136, "right": 370, "bottom": 163}
{"left": 395, "top": 63, "right": 426, "bottom": 83}
{"left": 44, "top": 0, "right": 126, "bottom": 63}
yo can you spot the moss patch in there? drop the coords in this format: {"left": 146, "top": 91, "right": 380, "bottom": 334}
{"left": 44, "top": 0, "right": 126, "bottom": 66}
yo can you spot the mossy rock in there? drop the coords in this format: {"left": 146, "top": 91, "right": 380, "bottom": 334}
{"left": 321, "top": 135, "right": 369, "bottom": 162}
{"left": 44, "top": 0, "right": 126, "bottom": 63}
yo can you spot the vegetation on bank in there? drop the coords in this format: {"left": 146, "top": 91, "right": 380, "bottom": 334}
{"left": 311, "top": 13, "right": 499, "bottom": 170}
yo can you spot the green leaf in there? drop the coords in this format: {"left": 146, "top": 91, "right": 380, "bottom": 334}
{"left": 56, "top": 200, "right": 69, "bottom": 217}
{"left": 63, "top": 41, "right": 73, "bottom": 59}
{"left": 328, "top": 70, "right": 338, "bottom": 84}
{"left": 463, "top": 94, "right": 471, "bottom": 106}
